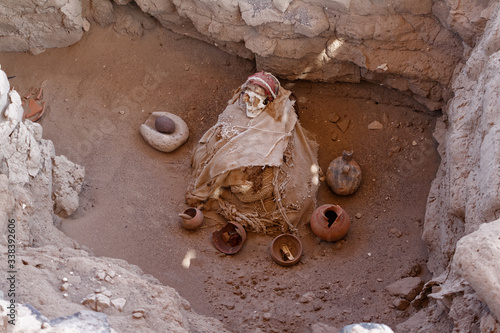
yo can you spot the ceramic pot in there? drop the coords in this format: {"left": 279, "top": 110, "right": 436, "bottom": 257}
{"left": 178, "top": 208, "right": 204, "bottom": 230}
{"left": 269, "top": 234, "right": 303, "bottom": 266}
{"left": 310, "top": 204, "right": 350, "bottom": 242}
{"left": 326, "top": 150, "right": 362, "bottom": 195}
{"left": 212, "top": 221, "right": 247, "bottom": 255}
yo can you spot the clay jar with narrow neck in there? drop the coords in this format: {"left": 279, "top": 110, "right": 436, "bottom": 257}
{"left": 310, "top": 204, "right": 350, "bottom": 242}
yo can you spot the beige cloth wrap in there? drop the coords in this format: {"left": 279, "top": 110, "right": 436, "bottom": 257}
{"left": 186, "top": 87, "right": 319, "bottom": 234}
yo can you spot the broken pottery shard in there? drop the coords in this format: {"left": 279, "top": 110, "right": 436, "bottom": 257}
{"left": 140, "top": 111, "right": 189, "bottom": 152}
{"left": 336, "top": 117, "right": 350, "bottom": 133}
{"left": 368, "top": 121, "right": 383, "bottom": 130}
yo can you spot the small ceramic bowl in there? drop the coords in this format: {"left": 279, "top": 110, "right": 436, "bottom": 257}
{"left": 269, "top": 234, "right": 303, "bottom": 266}
{"left": 212, "top": 222, "right": 247, "bottom": 255}
{"left": 178, "top": 208, "right": 204, "bottom": 230}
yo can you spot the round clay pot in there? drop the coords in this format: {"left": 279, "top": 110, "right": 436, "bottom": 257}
{"left": 326, "top": 150, "right": 362, "bottom": 195}
{"left": 310, "top": 204, "right": 350, "bottom": 242}
{"left": 269, "top": 234, "right": 303, "bottom": 266}
{"left": 178, "top": 208, "right": 204, "bottom": 230}
{"left": 212, "top": 222, "right": 247, "bottom": 255}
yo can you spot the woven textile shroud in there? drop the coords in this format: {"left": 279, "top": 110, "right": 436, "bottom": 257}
{"left": 186, "top": 86, "right": 319, "bottom": 234}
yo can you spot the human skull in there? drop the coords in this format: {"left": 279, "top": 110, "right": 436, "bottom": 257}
{"left": 242, "top": 85, "right": 268, "bottom": 118}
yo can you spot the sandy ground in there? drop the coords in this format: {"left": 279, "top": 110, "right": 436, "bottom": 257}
{"left": 1, "top": 24, "right": 441, "bottom": 332}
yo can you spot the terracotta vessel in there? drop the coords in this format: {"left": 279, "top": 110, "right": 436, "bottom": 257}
{"left": 212, "top": 221, "right": 247, "bottom": 254}
{"left": 269, "top": 234, "right": 303, "bottom": 266}
{"left": 326, "top": 150, "right": 362, "bottom": 195}
{"left": 310, "top": 204, "right": 350, "bottom": 242}
{"left": 178, "top": 208, "right": 204, "bottom": 230}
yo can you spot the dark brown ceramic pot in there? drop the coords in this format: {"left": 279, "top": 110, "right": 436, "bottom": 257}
{"left": 310, "top": 204, "right": 350, "bottom": 242}
{"left": 212, "top": 221, "right": 247, "bottom": 254}
{"left": 326, "top": 150, "right": 362, "bottom": 195}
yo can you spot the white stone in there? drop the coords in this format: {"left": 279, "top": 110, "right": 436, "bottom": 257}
{"left": 111, "top": 298, "right": 127, "bottom": 312}
{"left": 140, "top": 112, "right": 189, "bottom": 153}
{"left": 52, "top": 155, "right": 85, "bottom": 218}
{"left": 454, "top": 220, "right": 500, "bottom": 321}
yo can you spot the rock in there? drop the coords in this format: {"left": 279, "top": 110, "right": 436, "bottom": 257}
{"left": 111, "top": 298, "right": 127, "bottom": 312}
{"left": 329, "top": 112, "right": 340, "bottom": 123}
{"left": 83, "top": 18, "right": 91, "bottom": 32}
{"left": 52, "top": 155, "right": 85, "bottom": 218}
{"left": 336, "top": 117, "right": 350, "bottom": 133}
{"left": 155, "top": 116, "right": 176, "bottom": 133}
{"left": 273, "top": 0, "right": 292, "bottom": 13}
{"left": 368, "top": 121, "right": 383, "bottom": 130}
{"left": 392, "top": 298, "right": 410, "bottom": 311}
{"left": 132, "top": 309, "right": 146, "bottom": 319}
{"left": 90, "top": 0, "right": 116, "bottom": 27}
{"left": 299, "top": 291, "right": 315, "bottom": 303}
{"left": 50, "top": 310, "right": 111, "bottom": 332}
{"left": 384, "top": 277, "right": 424, "bottom": 301}
{"left": 311, "top": 322, "right": 339, "bottom": 333}
{"left": 0, "top": 0, "right": 83, "bottom": 53}
{"left": 140, "top": 112, "right": 189, "bottom": 152}
{"left": 454, "top": 220, "right": 500, "bottom": 321}
{"left": 82, "top": 294, "right": 111, "bottom": 312}
{"left": 340, "top": 323, "right": 394, "bottom": 332}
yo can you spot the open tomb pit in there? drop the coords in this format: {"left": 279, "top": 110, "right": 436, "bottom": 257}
{"left": 1, "top": 1, "right": 500, "bottom": 332}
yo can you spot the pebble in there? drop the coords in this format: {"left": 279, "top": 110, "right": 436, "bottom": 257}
{"left": 60, "top": 282, "right": 70, "bottom": 291}
{"left": 119, "top": 110, "right": 125, "bottom": 115}
{"left": 377, "top": 278, "right": 384, "bottom": 282}
{"left": 412, "top": 140, "right": 418, "bottom": 146}
{"left": 83, "top": 18, "right": 90, "bottom": 32}
{"left": 155, "top": 116, "right": 176, "bottom": 134}
{"left": 355, "top": 213, "right": 362, "bottom": 219}
{"left": 329, "top": 113, "right": 340, "bottom": 123}
{"left": 263, "top": 312, "right": 272, "bottom": 321}
{"left": 132, "top": 309, "right": 146, "bottom": 319}
{"left": 299, "top": 291, "right": 315, "bottom": 303}
{"left": 111, "top": 298, "right": 127, "bottom": 312}
{"left": 392, "top": 298, "right": 410, "bottom": 310}
{"left": 132, "top": 312, "right": 144, "bottom": 319}
{"left": 368, "top": 121, "right": 383, "bottom": 130}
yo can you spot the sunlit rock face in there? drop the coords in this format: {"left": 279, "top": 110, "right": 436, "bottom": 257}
{"left": 129, "top": 0, "right": 491, "bottom": 111}
{"left": 0, "top": 0, "right": 84, "bottom": 55}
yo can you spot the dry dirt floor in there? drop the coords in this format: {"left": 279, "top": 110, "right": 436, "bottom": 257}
{"left": 1, "top": 24, "right": 441, "bottom": 332}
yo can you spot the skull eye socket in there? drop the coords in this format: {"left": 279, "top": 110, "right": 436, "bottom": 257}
{"left": 263, "top": 99, "right": 269, "bottom": 105}
{"left": 243, "top": 93, "right": 250, "bottom": 103}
